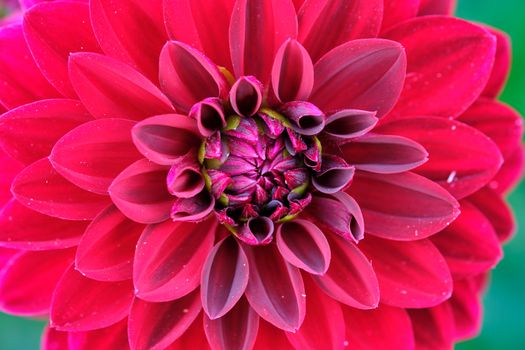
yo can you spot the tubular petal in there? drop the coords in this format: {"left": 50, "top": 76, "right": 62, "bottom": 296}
{"left": 133, "top": 219, "right": 216, "bottom": 302}
{"left": 323, "top": 109, "right": 378, "bottom": 140}
{"left": 171, "top": 190, "right": 215, "bottom": 222}
{"left": 312, "top": 155, "right": 355, "bottom": 194}
{"left": 68, "top": 318, "right": 129, "bottom": 350}
{"left": 229, "top": 76, "right": 263, "bottom": 117}
{"left": 189, "top": 98, "right": 227, "bottom": 137}
{"left": 167, "top": 159, "right": 205, "bottom": 199}
{"left": 237, "top": 217, "right": 275, "bottom": 246}
{"left": 280, "top": 101, "right": 325, "bottom": 136}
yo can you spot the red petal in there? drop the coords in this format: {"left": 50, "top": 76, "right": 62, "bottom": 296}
{"left": 12, "top": 158, "right": 111, "bottom": 221}
{"left": 129, "top": 290, "right": 201, "bottom": 350}
{"left": 253, "top": 320, "right": 293, "bottom": 350}
{"left": 68, "top": 318, "right": 129, "bottom": 350}
{"left": 378, "top": 117, "right": 503, "bottom": 199}
{"left": 381, "top": 0, "right": 420, "bottom": 33}
{"left": 133, "top": 219, "right": 216, "bottom": 302}
{"left": 323, "top": 109, "right": 378, "bottom": 140}
{"left": 131, "top": 114, "right": 200, "bottom": 166}
{"left": 204, "top": 297, "right": 259, "bottom": 350}
{"left": 408, "top": 303, "right": 455, "bottom": 350}
{"left": 469, "top": 187, "right": 515, "bottom": 242}
{"left": 51, "top": 118, "right": 141, "bottom": 194}
{"left": 165, "top": 314, "right": 211, "bottom": 350}
{"left": 310, "top": 39, "right": 406, "bottom": 117}
{"left": 23, "top": 1, "right": 101, "bottom": 98}
{"left": 449, "top": 278, "right": 482, "bottom": 340}
{"left": 159, "top": 41, "right": 228, "bottom": 114}
{"left": 108, "top": 159, "right": 172, "bottom": 224}
{"left": 90, "top": 0, "right": 167, "bottom": 83}
{"left": 344, "top": 304, "right": 415, "bottom": 350}
{"left": 229, "top": 0, "right": 298, "bottom": 84}
{"left": 341, "top": 134, "right": 428, "bottom": 174}
{"left": 0, "top": 24, "right": 59, "bottom": 109}
{"left": 164, "top": 0, "right": 235, "bottom": 69}
{"left": 276, "top": 220, "right": 331, "bottom": 275}
{"left": 0, "top": 99, "right": 92, "bottom": 164}
{"left": 492, "top": 145, "right": 525, "bottom": 194}
{"left": 418, "top": 0, "right": 456, "bottom": 15}
{"left": 482, "top": 28, "right": 511, "bottom": 98}
{"left": 0, "top": 151, "right": 23, "bottom": 207}
{"left": 431, "top": 201, "right": 502, "bottom": 278}
{"left": 243, "top": 243, "right": 305, "bottom": 331}
{"left": 347, "top": 171, "right": 460, "bottom": 240}
{"left": 50, "top": 265, "right": 134, "bottom": 331}
{"left": 384, "top": 17, "right": 496, "bottom": 119}
{"left": 0, "top": 199, "right": 87, "bottom": 250}
{"left": 360, "top": 236, "right": 453, "bottom": 308}
{"left": 286, "top": 276, "right": 345, "bottom": 350}
{"left": 42, "top": 327, "right": 69, "bottom": 350}
{"left": 298, "top": 0, "right": 383, "bottom": 62}
{"left": 313, "top": 233, "right": 379, "bottom": 309}
{"left": 0, "top": 249, "right": 74, "bottom": 316}
{"left": 201, "top": 237, "right": 249, "bottom": 319}
{"left": 76, "top": 205, "right": 145, "bottom": 282}
{"left": 68, "top": 52, "right": 173, "bottom": 120}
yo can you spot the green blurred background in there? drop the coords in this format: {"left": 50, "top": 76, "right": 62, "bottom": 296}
{"left": 0, "top": 0, "right": 524, "bottom": 349}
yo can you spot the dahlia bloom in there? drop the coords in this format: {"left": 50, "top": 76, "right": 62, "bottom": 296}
{"left": 0, "top": 0, "right": 523, "bottom": 349}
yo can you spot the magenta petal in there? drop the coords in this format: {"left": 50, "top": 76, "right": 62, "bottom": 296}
{"left": 229, "top": 0, "right": 298, "bottom": 83}
{"left": 323, "top": 109, "right": 378, "bottom": 140}
{"left": 108, "top": 159, "right": 173, "bottom": 224}
{"left": 201, "top": 237, "right": 249, "bottom": 319}
{"left": 68, "top": 52, "right": 173, "bottom": 120}
{"left": 23, "top": 1, "right": 101, "bottom": 97}
{"left": 68, "top": 319, "right": 129, "bottom": 350}
{"left": 298, "top": 0, "right": 384, "bottom": 62}
{"left": 90, "top": 0, "right": 167, "bottom": 82}
{"left": 50, "top": 118, "right": 142, "bottom": 194}
{"left": 76, "top": 205, "right": 145, "bottom": 282}
{"left": 128, "top": 290, "right": 201, "bottom": 350}
{"left": 204, "top": 297, "right": 259, "bottom": 350}
{"left": 0, "top": 99, "right": 92, "bottom": 164}
{"left": 312, "top": 155, "right": 355, "bottom": 194}
{"left": 271, "top": 39, "right": 314, "bottom": 103}
{"left": 280, "top": 101, "right": 325, "bottom": 136}
{"left": 243, "top": 244, "right": 305, "bottom": 331}
{"left": 167, "top": 155, "right": 205, "bottom": 198}
{"left": 189, "top": 98, "right": 227, "bottom": 137}
{"left": 341, "top": 134, "right": 428, "bottom": 174}
{"left": 229, "top": 76, "right": 263, "bottom": 117}
{"left": 310, "top": 39, "right": 406, "bottom": 117}
{"left": 276, "top": 220, "right": 331, "bottom": 275}
{"left": 12, "top": 158, "right": 111, "bottom": 221}
{"left": 133, "top": 219, "right": 215, "bottom": 302}
{"left": 159, "top": 40, "right": 228, "bottom": 114}
{"left": 0, "top": 199, "right": 87, "bottom": 250}
{"left": 313, "top": 234, "right": 379, "bottom": 309}
{"left": 171, "top": 190, "right": 215, "bottom": 222}
{"left": 347, "top": 171, "right": 460, "bottom": 240}
{"left": 50, "top": 265, "right": 134, "bottom": 331}
{"left": 237, "top": 217, "right": 275, "bottom": 246}
{"left": 360, "top": 236, "right": 453, "bottom": 308}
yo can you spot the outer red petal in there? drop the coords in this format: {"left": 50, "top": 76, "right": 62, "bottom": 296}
{"left": 68, "top": 318, "right": 129, "bottom": 350}
{"left": 408, "top": 303, "right": 455, "bottom": 350}
{"left": 165, "top": 315, "right": 210, "bottom": 350}
{"left": 42, "top": 327, "right": 70, "bottom": 350}
{"left": 380, "top": 0, "right": 420, "bottom": 33}
{"left": 417, "top": 0, "right": 456, "bottom": 15}
{"left": 0, "top": 150, "right": 23, "bottom": 207}
{"left": 449, "top": 278, "right": 482, "bottom": 340}
{"left": 482, "top": 28, "right": 511, "bottom": 98}
{"left": 253, "top": 320, "right": 292, "bottom": 350}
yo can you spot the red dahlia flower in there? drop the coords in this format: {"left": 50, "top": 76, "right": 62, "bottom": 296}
{"left": 0, "top": 0, "right": 523, "bottom": 349}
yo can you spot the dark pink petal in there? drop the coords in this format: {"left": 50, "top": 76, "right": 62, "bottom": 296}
{"left": 167, "top": 155, "right": 205, "bottom": 198}
{"left": 68, "top": 319, "right": 129, "bottom": 350}
{"left": 108, "top": 159, "right": 172, "bottom": 224}
{"left": 408, "top": 303, "right": 455, "bottom": 350}
{"left": 344, "top": 304, "right": 415, "bottom": 350}
{"left": 384, "top": 17, "right": 496, "bottom": 119}
{"left": 271, "top": 39, "right": 314, "bottom": 103}
{"left": 0, "top": 249, "right": 74, "bottom": 316}
{"left": 312, "top": 155, "right": 354, "bottom": 194}
{"left": 286, "top": 276, "right": 345, "bottom": 350}
{"left": 378, "top": 117, "right": 503, "bottom": 199}
{"left": 164, "top": 0, "right": 235, "bottom": 69}
{"left": 313, "top": 233, "right": 379, "bottom": 309}
{"left": 68, "top": 52, "right": 173, "bottom": 120}
{"left": 229, "top": 0, "right": 297, "bottom": 83}
{"left": 159, "top": 41, "right": 228, "bottom": 114}
{"left": 165, "top": 315, "right": 211, "bottom": 350}
{"left": 417, "top": 0, "right": 456, "bottom": 15}
{"left": 0, "top": 151, "right": 23, "bottom": 207}
{"left": 0, "top": 99, "right": 92, "bottom": 164}
{"left": 323, "top": 109, "right": 378, "bottom": 140}
{"left": 432, "top": 201, "right": 502, "bottom": 278}
{"left": 341, "top": 134, "right": 428, "bottom": 174}
{"left": 0, "top": 24, "right": 59, "bottom": 109}
{"left": 310, "top": 39, "right": 406, "bottom": 117}
{"left": 50, "top": 118, "right": 142, "bottom": 194}
{"left": 12, "top": 158, "right": 110, "bottom": 220}
{"left": 359, "top": 236, "right": 452, "bottom": 308}
{"left": 133, "top": 219, "right": 216, "bottom": 302}
{"left": 23, "top": 1, "right": 101, "bottom": 97}
{"left": 0, "top": 199, "right": 87, "bottom": 250}
{"left": 189, "top": 98, "right": 227, "bottom": 137}
{"left": 492, "top": 145, "right": 525, "bottom": 194}
{"left": 171, "top": 190, "right": 215, "bottom": 222}
{"left": 237, "top": 216, "right": 275, "bottom": 246}
{"left": 129, "top": 290, "right": 201, "bottom": 350}
{"left": 482, "top": 28, "right": 511, "bottom": 98}
{"left": 381, "top": 0, "right": 420, "bottom": 33}
{"left": 305, "top": 192, "right": 364, "bottom": 242}
{"left": 90, "top": 0, "right": 167, "bottom": 82}
{"left": 347, "top": 171, "right": 460, "bottom": 240}
{"left": 230, "top": 76, "right": 263, "bottom": 117}
{"left": 204, "top": 297, "right": 259, "bottom": 350}
{"left": 131, "top": 114, "right": 200, "bottom": 166}
{"left": 449, "top": 278, "right": 482, "bottom": 340}
{"left": 42, "top": 327, "right": 69, "bottom": 350}
{"left": 244, "top": 243, "right": 305, "bottom": 331}
{"left": 201, "top": 237, "right": 249, "bottom": 319}
{"left": 0, "top": 247, "right": 17, "bottom": 270}
{"left": 298, "top": 0, "right": 384, "bottom": 62}
{"left": 276, "top": 220, "right": 331, "bottom": 275}
{"left": 280, "top": 101, "right": 325, "bottom": 136}
{"left": 50, "top": 265, "right": 134, "bottom": 331}
{"left": 253, "top": 320, "right": 293, "bottom": 350}
{"left": 76, "top": 205, "right": 145, "bottom": 282}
